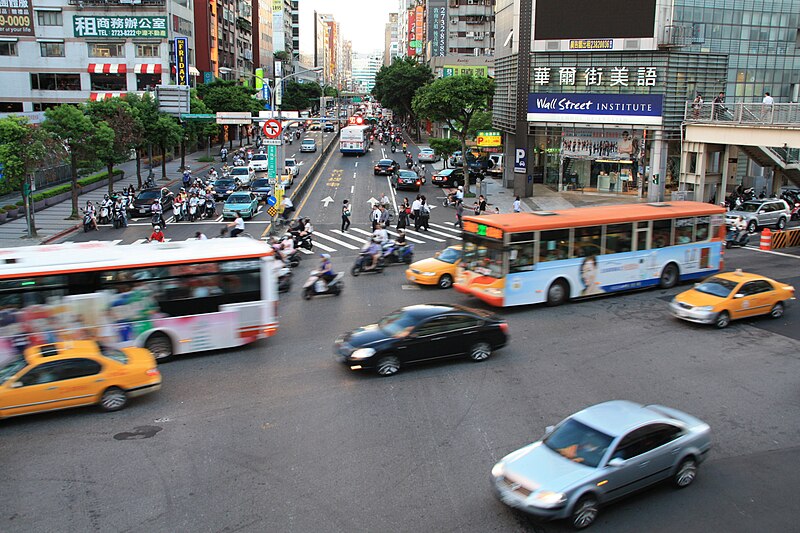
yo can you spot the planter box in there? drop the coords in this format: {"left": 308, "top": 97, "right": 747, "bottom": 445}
{"left": 34, "top": 200, "right": 46, "bottom": 211}
{"left": 0, "top": 212, "right": 7, "bottom": 223}
{"left": 45, "top": 192, "right": 71, "bottom": 206}
{"left": 5, "top": 208, "right": 19, "bottom": 219}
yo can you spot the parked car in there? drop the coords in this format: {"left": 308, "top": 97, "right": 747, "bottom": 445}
{"left": 487, "top": 153, "right": 504, "bottom": 176}
{"left": 725, "top": 199, "right": 791, "bottom": 232}
{"left": 431, "top": 168, "right": 482, "bottom": 187}
{"left": 0, "top": 340, "right": 161, "bottom": 419}
{"left": 492, "top": 400, "right": 711, "bottom": 529}
{"left": 300, "top": 138, "right": 317, "bottom": 152}
{"left": 250, "top": 178, "right": 272, "bottom": 201}
{"left": 279, "top": 168, "right": 294, "bottom": 189}
{"left": 212, "top": 178, "right": 239, "bottom": 201}
{"left": 405, "top": 245, "right": 462, "bottom": 289}
{"left": 418, "top": 148, "right": 440, "bottom": 163}
{"left": 669, "top": 269, "right": 794, "bottom": 328}
{"left": 374, "top": 158, "right": 400, "bottom": 175}
{"left": 249, "top": 153, "right": 269, "bottom": 172}
{"left": 130, "top": 188, "right": 173, "bottom": 217}
{"left": 228, "top": 166, "right": 255, "bottom": 187}
{"left": 333, "top": 304, "right": 508, "bottom": 377}
{"left": 393, "top": 169, "right": 422, "bottom": 191}
{"left": 222, "top": 191, "right": 259, "bottom": 219}
{"left": 284, "top": 158, "right": 300, "bottom": 177}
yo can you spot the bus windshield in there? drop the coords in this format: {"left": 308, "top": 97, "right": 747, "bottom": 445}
{"left": 462, "top": 236, "right": 504, "bottom": 278}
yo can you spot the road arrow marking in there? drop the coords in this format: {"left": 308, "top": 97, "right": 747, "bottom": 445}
{"left": 367, "top": 197, "right": 378, "bottom": 206}
{"left": 321, "top": 196, "right": 334, "bottom": 207}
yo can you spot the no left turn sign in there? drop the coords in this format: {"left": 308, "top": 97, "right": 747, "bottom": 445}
{"left": 263, "top": 119, "right": 282, "bottom": 138}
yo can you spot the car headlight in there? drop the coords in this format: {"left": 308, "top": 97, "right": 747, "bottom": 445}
{"left": 491, "top": 462, "right": 504, "bottom": 478}
{"left": 419, "top": 271, "right": 437, "bottom": 276}
{"left": 533, "top": 491, "right": 566, "bottom": 507}
{"left": 350, "top": 348, "right": 376, "bottom": 360}
{"left": 696, "top": 305, "right": 714, "bottom": 311}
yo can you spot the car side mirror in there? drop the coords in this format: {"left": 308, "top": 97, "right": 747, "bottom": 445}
{"left": 434, "top": 251, "right": 441, "bottom": 258}
{"left": 544, "top": 425, "right": 555, "bottom": 436}
{"left": 607, "top": 458, "right": 626, "bottom": 468}
{"left": 734, "top": 293, "right": 745, "bottom": 298}
{"left": 11, "top": 381, "right": 22, "bottom": 388}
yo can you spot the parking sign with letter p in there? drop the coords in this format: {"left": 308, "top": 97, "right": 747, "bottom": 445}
{"left": 513, "top": 148, "right": 527, "bottom": 174}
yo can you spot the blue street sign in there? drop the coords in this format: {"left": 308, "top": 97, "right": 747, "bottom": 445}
{"left": 267, "top": 195, "right": 277, "bottom": 206}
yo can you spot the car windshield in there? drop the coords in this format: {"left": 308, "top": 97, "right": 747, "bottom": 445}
{"left": 137, "top": 190, "right": 160, "bottom": 200}
{"left": 0, "top": 357, "right": 27, "bottom": 385}
{"left": 694, "top": 277, "right": 739, "bottom": 298}
{"left": 437, "top": 169, "right": 454, "bottom": 176}
{"left": 302, "top": 140, "right": 314, "bottom": 144}
{"left": 100, "top": 345, "right": 128, "bottom": 364}
{"left": 437, "top": 248, "right": 461, "bottom": 264}
{"left": 398, "top": 170, "right": 417, "bottom": 178}
{"left": 378, "top": 310, "right": 419, "bottom": 337}
{"left": 252, "top": 179, "right": 270, "bottom": 188}
{"left": 252, "top": 154, "right": 267, "bottom": 161}
{"left": 230, "top": 168, "right": 248, "bottom": 175}
{"left": 214, "top": 179, "right": 235, "bottom": 188}
{"left": 227, "top": 194, "right": 250, "bottom": 203}
{"left": 543, "top": 418, "right": 614, "bottom": 468}
{"left": 378, "top": 160, "right": 392, "bottom": 165}
{"left": 285, "top": 160, "right": 296, "bottom": 166}
{"left": 738, "top": 203, "right": 762, "bottom": 213}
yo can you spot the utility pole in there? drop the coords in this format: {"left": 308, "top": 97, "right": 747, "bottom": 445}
{"left": 514, "top": 0, "right": 533, "bottom": 199}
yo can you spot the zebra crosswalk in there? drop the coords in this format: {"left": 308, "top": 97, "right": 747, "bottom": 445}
{"left": 60, "top": 222, "right": 464, "bottom": 257}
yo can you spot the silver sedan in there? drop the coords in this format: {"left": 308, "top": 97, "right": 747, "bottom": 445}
{"left": 491, "top": 400, "right": 711, "bottom": 529}
{"left": 417, "top": 148, "right": 440, "bottom": 163}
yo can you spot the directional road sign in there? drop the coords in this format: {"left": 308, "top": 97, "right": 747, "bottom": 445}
{"left": 266, "top": 195, "right": 277, "bottom": 207}
{"left": 262, "top": 139, "right": 282, "bottom": 146}
{"left": 263, "top": 119, "right": 282, "bottom": 138}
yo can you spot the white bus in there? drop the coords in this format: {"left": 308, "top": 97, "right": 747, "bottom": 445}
{"left": 0, "top": 239, "right": 279, "bottom": 363}
{"left": 339, "top": 125, "right": 371, "bottom": 155}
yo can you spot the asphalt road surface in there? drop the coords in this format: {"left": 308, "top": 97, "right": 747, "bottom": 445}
{"left": 2, "top": 237, "right": 799, "bottom": 531}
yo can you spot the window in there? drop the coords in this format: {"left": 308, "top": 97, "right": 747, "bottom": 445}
{"left": 19, "top": 362, "right": 63, "bottom": 386}
{"left": 604, "top": 223, "right": 633, "bottom": 254}
{"left": 90, "top": 74, "right": 127, "bottom": 91}
{"left": 136, "top": 43, "right": 160, "bottom": 57}
{"left": 40, "top": 42, "right": 65, "bottom": 57}
{"left": 509, "top": 242, "right": 534, "bottom": 272}
{"left": 88, "top": 42, "right": 125, "bottom": 58}
{"left": 55, "top": 358, "right": 102, "bottom": 380}
{"left": 136, "top": 73, "right": 160, "bottom": 91}
{"left": 0, "top": 102, "right": 23, "bottom": 112}
{"left": 635, "top": 221, "right": 649, "bottom": 251}
{"left": 538, "top": 229, "right": 569, "bottom": 263}
{"left": 414, "top": 316, "right": 459, "bottom": 337}
{"left": 652, "top": 219, "right": 673, "bottom": 248}
{"left": 0, "top": 41, "right": 17, "bottom": 56}
{"left": 612, "top": 424, "right": 683, "bottom": 461}
{"left": 674, "top": 217, "right": 694, "bottom": 244}
{"left": 36, "top": 11, "right": 63, "bottom": 26}
{"left": 740, "top": 280, "right": 773, "bottom": 296}
{"left": 695, "top": 216, "right": 710, "bottom": 242}
{"left": 31, "top": 73, "right": 82, "bottom": 91}
{"left": 462, "top": 239, "right": 504, "bottom": 278}
{"left": 572, "top": 226, "right": 602, "bottom": 257}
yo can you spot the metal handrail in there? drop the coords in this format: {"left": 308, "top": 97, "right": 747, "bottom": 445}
{"left": 684, "top": 101, "right": 800, "bottom": 126}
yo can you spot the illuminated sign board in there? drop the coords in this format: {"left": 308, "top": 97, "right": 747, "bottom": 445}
{"left": 174, "top": 37, "right": 188, "bottom": 86}
{"left": 463, "top": 221, "right": 503, "bottom": 240}
{"left": 476, "top": 130, "right": 502, "bottom": 147}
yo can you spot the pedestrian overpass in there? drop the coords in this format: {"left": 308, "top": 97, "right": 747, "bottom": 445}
{"left": 680, "top": 102, "right": 800, "bottom": 202}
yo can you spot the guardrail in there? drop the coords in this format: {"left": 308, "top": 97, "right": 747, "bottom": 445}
{"left": 683, "top": 102, "right": 800, "bottom": 127}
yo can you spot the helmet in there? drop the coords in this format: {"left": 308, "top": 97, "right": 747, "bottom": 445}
{"left": 154, "top": 225, "right": 161, "bottom": 231}
{"left": 458, "top": 185, "right": 463, "bottom": 190}
{"left": 320, "top": 253, "right": 331, "bottom": 260}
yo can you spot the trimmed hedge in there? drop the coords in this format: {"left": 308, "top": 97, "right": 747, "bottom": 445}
{"left": 29, "top": 169, "right": 124, "bottom": 203}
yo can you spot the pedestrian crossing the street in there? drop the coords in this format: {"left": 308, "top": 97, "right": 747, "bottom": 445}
{"left": 59, "top": 222, "right": 463, "bottom": 257}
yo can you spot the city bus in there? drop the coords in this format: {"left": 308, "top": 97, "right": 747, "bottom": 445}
{"left": 0, "top": 239, "right": 278, "bottom": 363}
{"left": 340, "top": 125, "right": 371, "bottom": 155}
{"left": 454, "top": 202, "right": 726, "bottom": 307}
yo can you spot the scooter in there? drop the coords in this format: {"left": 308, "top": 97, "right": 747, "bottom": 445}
{"left": 382, "top": 242, "right": 414, "bottom": 265}
{"left": 188, "top": 202, "right": 198, "bottom": 222}
{"left": 277, "top": 264, "right": 293, "bottom": 293}
{"left": 172, "top": 200, "right": 186, "bottom": 222}
{"left": 112, "top": 206, "right": 126, "bottom": 229}
{"left": 303, "top": 270, "right": 344, "bottom": 299}
{"left": 283, "top": 248, "right": 302, "bottom": 268}
{"left": 725, "top": 226, "right": 750, "bottom": 248}
{"left": 82, "top": 209, "right": 94, "bottom": 232}
{"left": 98, "top": 203, "right": 111, "bottom": 225}
{"left": 351, "top": 252, "right": 385, "bottom": 276}
{"left": 292, "top": 231, "right": 314, "bottom": 251}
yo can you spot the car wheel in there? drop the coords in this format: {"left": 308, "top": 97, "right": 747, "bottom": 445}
{"left": 776, "top": 217, "right": 787, "bottom": 230}
{"left": 659, "top": 263, "right": 679, "bottom": 289}
{"left": 747, "top": 220, "right": 757, "bottom": 233}
{"left": 99, "top": 387, "right": 128, "bottom": 412}
{"left": 571, "top": 495, "right": 599, "bottom": 530}
{"left": 715, "top": 311, "right": 731, "bottom": 329}
{"left": 546, "top": 279, "right": 569, "bottom": 306}
{"left": 376, "top": 356, "right": 400, "bottom": 376}
{"left": 438, "top": 274, "right": 453, "bottom": 289}
{"left": 770, "top": 301, "right": 785, "bottom": 319}
{"left": 673, "top": 457, "right": 697, "bottom": 488}
{"left": 469, "top": 341, "right": 492, "bottom": 361}
{"left": 145, "top": 332, "right": 173, "bottom": 362}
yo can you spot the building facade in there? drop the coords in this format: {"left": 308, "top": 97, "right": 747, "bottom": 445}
{"left": 341, "top": 40, "right": 353, "bottom": 92}
{"left": 272, "top": 0, "right": 292, "bottom": 59}
{"left": 252, "top": 0, "right": 274, "bottom": 76}
{"left": 351, "top": 51, "right": 382, "bottom": 94}
{"left": 291, "top": 0, "right": 299, "bottom": 61}
{"left": 384, "top": 12, "right": 400, "bottom": 66}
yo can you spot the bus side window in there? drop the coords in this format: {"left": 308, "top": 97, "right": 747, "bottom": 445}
{"left": 695, "top": 216, "right": 710, "bottom": 241}
{"left": 572, "top": 226, "right": 602, "bottom": 257}
{"left": 675, "top": 217, "right": 694, "bottom": 244}
{"left": 605, "top": 223, "right": 633, "bottom": 254}
{"left": 652, "top": 219, "right": 673, "bottom": 249}
{"left": 538, "top": 229, "right": 569, "bottom": 263}
{"left": 509, "top": 243, "right": 534, "bottom": 272}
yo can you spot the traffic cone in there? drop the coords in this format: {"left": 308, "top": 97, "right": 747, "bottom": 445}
{"left": 759, "top": 228, "right": 772, "bottom": 250}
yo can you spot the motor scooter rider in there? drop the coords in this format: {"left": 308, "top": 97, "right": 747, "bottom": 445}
{"left": 152, "top": 195, "right": 167, "bottom": 227}
{"left": 208, "top": 168, "right": 219, "bottom": 180}
{"left": 366, "top": 236, "right": 383, "bottom": 270}
{"left": 220, "top": 147, "right": 228, "bottom": 162}
{"left": 147, "top": 225, "right": 165, "bottom": 243}
{"left": 279, "top": 234, "right": 295, "bottom": 260}
{"left": 734, "top": 215, "right": 748, "bottom": 242}
{"left": 318, "top": 253, "right": 336, "bottom": 287}
{"left": 405, "top": 153, "right": 413, "bottom": 169}
{"left": 85, "top": 200, "right": 99, "bottom": 230}
{"left": 373, "top": 225, "right": 389, "bottom": 247}
{"left": 113, "top": 196, "right": 128, "bottom": 227}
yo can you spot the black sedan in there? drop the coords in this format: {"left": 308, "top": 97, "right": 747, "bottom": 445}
{"left": 374, "top": 159, "right": 400, "bottom": 175}
{"left": 431, "top": 168, "right": 482, "bottom": 187}
{"left": 334, "top": 304, "right": 508, "bottom": 376}
{"left": 130, "top": 188, "right": 173, "bottom": 218}
{"left": 212, "top": 178, "right": 239, "bottom": 201}
{"left": 394, "top": 169, "right": 422, "bottom": 191}
{"left": 250, "top": 178, "right": 272, "bottom": 201}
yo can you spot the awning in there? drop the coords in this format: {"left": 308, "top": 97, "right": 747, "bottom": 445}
{"left": 90, "top": 92, "right": 126, "bottom": 101}
{"left": 189, "top": 66, "right": 200, "bottom": 76}
{"left": 88, "top": 63, "right": 127, "bottom": 74}
{"left": 134, "top": 64, "right": 162, "bottom": 74}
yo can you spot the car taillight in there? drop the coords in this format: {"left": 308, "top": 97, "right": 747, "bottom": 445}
{"left": 146, "top": 368, "right": 160, "bottom": 376}
{"left": 498, "top": 323, "right": 509, "bottom": 334}
{"left": 416, "top": 180, "right": 421, "bottom": 185}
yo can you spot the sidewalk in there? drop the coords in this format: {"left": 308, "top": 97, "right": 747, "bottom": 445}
{"left": 0, "top": 149, "right": 219, "bottom": 248}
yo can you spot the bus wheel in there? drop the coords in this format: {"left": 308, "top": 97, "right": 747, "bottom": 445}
{"left": 659, "top": 263, "right": 679, "bottom": 289}
{"left": 145, "top": 333, "right": 174, "bottom": 363}
{"left": 546, "top": 279, "right": 569, "bottom": 306}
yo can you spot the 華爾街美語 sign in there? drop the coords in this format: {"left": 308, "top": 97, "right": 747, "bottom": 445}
{"left": 527, "top": 93, "right": 664, "bottom": 126}
{"left": 74, "top": 16, "right": 167, "bottom": 38}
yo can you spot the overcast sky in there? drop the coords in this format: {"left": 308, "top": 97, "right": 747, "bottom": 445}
{"left": 299, "top": 0, "right": 397, "bottom": 56}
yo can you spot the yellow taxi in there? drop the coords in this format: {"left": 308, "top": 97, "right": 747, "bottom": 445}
{"left": 0, "top": 340, "right": 161, "bottom": 420}
{"left": 405, "top": 245, "right": 462, "bottom": 289}
{"left": 670, "top": 269, "right": 795, "bottom": 329}
{"left": 280, "top": 168, "right": 294, "bottom": 188}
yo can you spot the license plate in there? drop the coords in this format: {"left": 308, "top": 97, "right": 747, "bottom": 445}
{"left": 139, "top": 209, "right": 148, "bottom": 214}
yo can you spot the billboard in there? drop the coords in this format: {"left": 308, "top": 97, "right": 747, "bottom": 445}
{"left": 174, "top": 37, "right": 189, "bottom": 86}
{"left": 415, "top": 5, "right": 424, "bottom": 54}
{"left": 0, "top": 0, "right": 34, "bottom": 36}
{"left": 534, "top": 0, "right": 656, "bottom": 40}
{"left": 73, "top": 16, "right": 168, "bottom": 38}
{"left": 429, "top": 0, "right": 447, "bottom": 57}
{"left": 407, "top": 10, "right": 416, "bottom": 56}
{"left": 527, "top": 93, "right": 663, "bottom": 125}
{"left": 442, "top": 65, "right": 488, "bottom": 77}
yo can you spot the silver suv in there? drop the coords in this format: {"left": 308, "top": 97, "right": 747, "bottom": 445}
{"left": 725, "top": 199, "right": 790, "bottom": 233}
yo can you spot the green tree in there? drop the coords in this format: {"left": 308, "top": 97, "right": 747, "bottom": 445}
{"left": 413, "top": 76, "right": 494, "bottom": 193}
{"left": 125, "top": 92, "right": 160, "bottom": 187}
{"left": 196, "top": 80, "right": 264, "bottom": 147}
{"left": 323, "top": 85, "right": 339, "bottom": 98}
{"left": 372, "top": 57, "right": 433, "bottom": 138}
{"left": 86, "top": 98, "right": 142, "bottom": 194}
{"left": 428, "top": 137, "right": 462, "bottom": 169}
{"left": 188, "top": 90, "right": 220, "bottom": 160}
{"left": 466, "top": 110, "right": 494, "bottom": 138}
{"left": 89, "top": 121, "right": 118, "bottom": 194}
{"left": 43, "top": 104, "right": 102, "bottom": 218}
{"left": 282, "top": 80, "right": 322, "bottom": 112}
{"left": 150, "top": 115, "right": 183, "bottom": 180}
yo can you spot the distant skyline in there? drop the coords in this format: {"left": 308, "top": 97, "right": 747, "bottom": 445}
{"left": 299, "top": 0, "right": 397, "bottom": 56}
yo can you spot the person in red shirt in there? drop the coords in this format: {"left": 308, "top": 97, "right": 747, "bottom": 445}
{"left": 147, "top": 225, "right": 165, "bottom": 243}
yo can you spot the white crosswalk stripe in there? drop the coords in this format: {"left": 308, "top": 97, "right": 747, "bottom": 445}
{"left": 312, "top": 240, "right": 336, "bottom": 252}
{"left": 298, "top": 247, "right": 314, "bottom": 254}
{"left": 416, "top": 225, "right": 461, "bottom": 240}
{"left": 384, "top": 228, "right": 426, "bottom": 244}
{"left": 312, "top": 231, "right": 360, "bottom": 250}
{"left": 403, "top": 228, "right": 445, "bottom": 242}
{"left": 331, "top": 229, "right": 369, "bottom": 244}
{"left": 429, "top": 222, "right": 461, "bottom": 234}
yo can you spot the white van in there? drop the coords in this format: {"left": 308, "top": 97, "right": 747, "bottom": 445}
{"left": 487, "top": 154, "right": 504, "bottom": 176}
